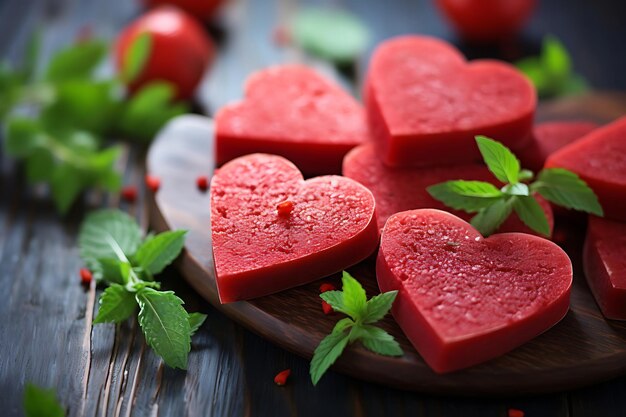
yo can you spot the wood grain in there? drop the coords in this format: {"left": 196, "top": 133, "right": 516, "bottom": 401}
{"left": 147, "top": 94, "right": 626, "bottom": 395}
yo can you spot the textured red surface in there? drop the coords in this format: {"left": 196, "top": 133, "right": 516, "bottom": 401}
{"left": 518, "top": 121, "right": 598, "bottom": 172}
{"left": 210, "top": 154, "right": 378, "bottom": 303}
{"left": 377, "top": 209, "right": 572, "bottom": 373}
{"left": 584, "top": 216, "right": 626, "bottom": 320}
{"left": 216, "top": 65, "right": 369, "bottom": 175}
{"left": 546, "top": 116, "right": 626, "bottom": 222}
{"left": 343, "top": 143, "right": 554, "bottom": 235}
{"left": 115, "top": 6, "right": 214, "bottom": 100}
{"left": 365, "top": 36, "right": 535, "bottom": 167}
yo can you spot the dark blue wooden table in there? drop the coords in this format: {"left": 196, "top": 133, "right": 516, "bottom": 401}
{"left": 1, "top": 0, "right": 626, "bottom": 416}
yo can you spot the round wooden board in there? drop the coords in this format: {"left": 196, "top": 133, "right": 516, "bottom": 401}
{"left": 147, "top": 92, "right": 626, "bottom": 395}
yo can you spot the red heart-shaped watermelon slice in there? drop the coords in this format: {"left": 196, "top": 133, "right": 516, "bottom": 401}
{"left": 365, "top": 36, "right": 536, "bottom": 167}
{"left": 518, "top": 121, "right": 598, "bottom": 172}
{"left": 546, "top": 116, "right": 626, "bottom": 222}
{"left": 215, "top": 65, "right": 369, "bottom": 175}
{"left": 210, "top": 154, "right": 379, "bottom": 303}
{"left": 584, "top": 215, "right": 626, "bottom": 320}
{"left": 377, "top": 209, "right": 572, "bottom": 373}
{"left": 343, "top": 143, "right": 553, "bottom": 235}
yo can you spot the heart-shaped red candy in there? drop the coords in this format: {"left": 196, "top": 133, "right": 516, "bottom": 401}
{"left": 546, "top": 115, "right": 626, "bottom": 222}
{"left": 215, "top": 65, "right": 369, "bottom": 175}
{"left": 211, "top": 154, "right": 378, "bottom": 303}
{"left": 377, "top": 209, "right": 572, "bottom": 373}
{"left": 365, "top": 36, "right": 536, "bottom": 167}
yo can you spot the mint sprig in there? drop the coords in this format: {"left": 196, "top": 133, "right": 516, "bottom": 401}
{"left": 310, "top": 272, "right": 402, "bottom": 385}
{"left": 515, "top": 35, "right": 589, "bottom": 98}
{"left": 1, "top": 33, "right": 187, "bottom": 213}
{"left": 427, "top": 136, "right": 603, "bottom": 237}
{"left": 78, "top": 209, "right": 205, "bottom": 369}
{"left": 23, "top": 384, "right": 65, "bottom": 417}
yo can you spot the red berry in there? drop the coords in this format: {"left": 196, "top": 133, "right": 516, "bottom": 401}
{"left": 145, "top": 175, "right": 161, "bottom": 192}
{"left": 196, "top": 175, "right": 209, "bottom": 191}
{"left": 321, "top": 300, "right": 334, "bottom": 315}
{"left": 272, "top": 26, "right": 291, "bottom": 47}
{"left": 115, "top": 7, "right": 215, "bottom": 100}
{"left": 121, "top": 185, "right": 138, "bottom": 203}
{"left": 80, "top": 268, "right": 93, "bottom": 285}
{"left": 277, "top": 200, "right": 295, "bottom": 216}
{"left": 273, "top": 369, "right": 291, "bottom": 386}
{"left": 508, "top": 409, "right": 525, "bottom": 417}
{"left": 319, "top": 283, "right": 336, "bottom": 293}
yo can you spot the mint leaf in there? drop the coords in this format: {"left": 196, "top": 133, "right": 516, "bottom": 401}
{"left": 502, "top": 182, "right": 529, "bottom": 196}
{"left": 475, "top": 136, "right": 521, "bottom": 184}
{"left": 117, "top": 82, "right": 187, "bottom": 142}
{"left": 292, "top": 8, "right": 369, "bottom": 64}
{"left": 134, "top": 230, "right": 187, "bottom": 276}
{"left": 0, "top": 62, "right": 22, "bottom": 120}
{"left": 533, "top": 168, "right": 603, "bottom": 216}
{"left": 543, "top": 35, "right": 571, "bottom": 81}
{"left": 45, "top": 40, "right": 107, "bottom": 82}
{"left": 25, "top": 149, "right": 54, "bottom": 183}
{"left": 362, "top": 291, "right": 397, "bottom": 324}
{"left": 518, "top": 169, "right": 534, "bottom": 182}
{"left": 513, "top": 196, "right": 551, "bottom": 237}
{"left": 93, "top": 258, "right": 128, "bottom": 284}
{"left": 340, "top": 271, "right": 366, "bottom": 317}
{"left": 188, "top": 312, "right": 207, "bottom": 336}
{"left": 50, "top": 163, "right": 84, "bottom": 213}
{"left": 359, "top": 326, "right": 403, "bottom": 356}
{"left": 78, "top": 209, "right": 142, "bottom": 262}
{"left": 23, "top": 384, "right": 65, "bottom": 417}
{"left": 320, "top": 290, "right": 349, "bottom": 315}
{"left": 470, "top": 198, "right": 514, "bottom": 237}
{"left": 4, "top": 117, "right": 43, "bottom": 156}
{"left": 136, "top": 288, "right": 191, "bottom": 369}
{"left": 427, "top": 180, "right": 504, "bottom": 212}
{"left": 123, "top": 32, "right": 152, "bottom": 83}
{"left": 310, "top": 322, "right": 351, "bottom": 385}
{"left": 94, "top": 284, "right": 137, "bottom": 323}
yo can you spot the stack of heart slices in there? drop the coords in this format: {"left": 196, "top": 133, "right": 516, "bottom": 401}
{"left": 209, "top": 35, "right": 626, "bottom": 374}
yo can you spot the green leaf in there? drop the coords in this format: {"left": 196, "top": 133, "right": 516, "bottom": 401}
{"left": 292, "top": 8, "right": 369, "bottom": 64}
{"left": 136, "top": 288, "right": 191, "bottom": 369}
{"left": 117, "top": 82, "right": 187, "bottom": 142}
{"left": 534, "top": 168, "right": 603, "bottom": 216}
{"left": 22, "top": 29, "right": 42, "bottom": 81}
{"left": 513, "top": 196, "right": 551, "bottom": 237}
{"left": 123, "top": 32, "right": 152, "bottom": 83}
{"left": 340, "top": 271, "right": 367, "bottom": 318}
{"left": 134, "top": 230, "right": 187, "bottom": 275}
{"left": 470, "top": 198, "right": 514, "bottom": 237}
{"left": 25, "top": 149, "right": 54, "bottom": 183}
{"left": 518, "top": 169, "right": 534, "bottom": 182}
{"left": 475, "top": 136, "right": 521, "bottom": 184}
{"left": 310, "top": 322, "right": 351, "bottom": 385}
{"left": 362, "top": 291, "right": 397, "bottom": 324}
{"left": 359, "top": 325, "right": 403, "bottom": 356}
{"left": 45, "top": 40, "right": 107, "bottom": 82}
{"left": 320, "top": 290, "right": 350, "bottom": 315}
{"left": 94, "top": 258, "right": 129, "bottom": 284}
{"left": 502, "top": 182, "right": 529, "bottom": 196}
{"left": 78, "top": 209, "right": 142, "bottom": 263}
{"left": 188, "top": 312, "right": 207, "bottom": 336}
{"left": 23, "top": 383, "right": 65, "bottom": 417}
{"left": 4, "top": 117, "right": 43, "bottom": 156}
{"left": 93, "top": 284, "right": 137, "bottom": 323}
{"left": 50, "top": 163, "right": 84, "bottom": 214}
{"left": 427, "top": 180, "right": 504, "bottom": 213}
{"left": 543, "top": 35, "right": 571, "bottom": 80}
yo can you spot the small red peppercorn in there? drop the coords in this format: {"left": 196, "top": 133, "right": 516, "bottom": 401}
{"left": 508, "top": 409, "right": 524, "bottom": 417}
{"left": 145, "top": 175, "right": 160, "bottom": 192}
{"left": 321, "top": 300, "right": 334, "bottom": 315}
{"left": 272, "top": 26, "right": 291, "bottom": 46}
{"left": 80, "top": 268, "right": 93, "bottom": 286}
{"left": 196, "top": 175, "right": 209, "bottom": 192}
{"left": 274, "top": 369, "right": 291, "bottom": 386}
{"left": 277, "top": 200, "right": 295, "bottom": 216}
{"left": 319, "top": 283, "right": 336, "bottom": 293}
{"left": 121, "top": 185, "right": 137, "bottom": 203}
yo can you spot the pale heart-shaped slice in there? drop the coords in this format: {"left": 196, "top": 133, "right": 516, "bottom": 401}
{"left": 215, "top": 65, "right": 369, "bottom": 175}
{"left": 211, "top": 154, "right": 378, "bottom": 303}
{"left": 377, "top": 209, "right": 572, "bottom": 373}
{"left": 546, "top": 115, "right": 626, "bottom": 222}
{"left": 365, "top": 36, "right": 536, "bottom": 167}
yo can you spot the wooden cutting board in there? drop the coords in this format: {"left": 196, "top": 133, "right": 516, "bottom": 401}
{"left": 147, "top": 92, "right": 626, "bottom": 395}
